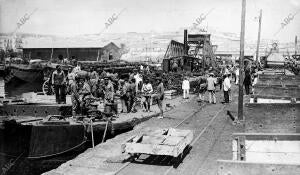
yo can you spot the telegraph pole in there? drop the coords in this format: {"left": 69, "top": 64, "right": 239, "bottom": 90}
{"left": 295, "top": 36, "right": 298, "bottom": 55}
{"left": 238, "top": 0, "right": 246, "bottom": 121}
{"left": 256, "top": 9, "right": 262, "bottom": 63}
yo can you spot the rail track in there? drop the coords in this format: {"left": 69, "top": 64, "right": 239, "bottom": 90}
{"left": 113, "top": 90, "right": 230, "bottom": 175}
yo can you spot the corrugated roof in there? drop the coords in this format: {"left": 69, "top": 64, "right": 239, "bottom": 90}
{"left": 22, "top": 37, "right": 112, "bottom": 48}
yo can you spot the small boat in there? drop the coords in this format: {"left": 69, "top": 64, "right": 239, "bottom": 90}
{"left": 7, "top": 59, "right": 46, "bottom": 82}
{"left": 0, "top": 116, "right": 87, "bottom": 175}
{"left": 0, "top": 101, "right": 156, "bottom": 174}
{"left": 6, "top": 59, "right": 73, "bottom": 83}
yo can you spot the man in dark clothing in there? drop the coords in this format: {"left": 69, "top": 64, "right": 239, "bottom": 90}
{"left": 155, "top": 78, "right": 164, "bottom": 118}
{"left": 70, "top": 76, "right": 80, "bottom": 116}
{"left": 244, "top": 70, "right": 251, "bottom": 95}
{"left": 127, "top": 79, "right": 137, "bottom": 113}
{"left": 52, "top": 65, "right": 66, "bottom": 104}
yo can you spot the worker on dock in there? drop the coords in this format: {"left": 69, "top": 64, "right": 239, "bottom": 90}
{"left": 207, "top": 73, "right": 217, "bottom": 104}
{"left": 223, "top": 74, "right": 231, "bottom": 104}
{"left": 128, "top": 78, "right": 137, "bottom": 113}
{"left": 99, "top": 70, "right": 107, "bottom": 79}
{"left": 155, "top": 77, "right": 164, "bottom": 118}
{"left": 81, "top": 75, "right": 92, "bottom": 98}
{"left": 104, "top": 76, "right": 115, "bottom": 104}
{"left": 66, "top": 67, "right": 76, "bottom": 94}
{"left": 244, "top": 69, "right": 252, "bottom": 95}
{"left": 133, "top": 69, "right": 143, "bottom": 92}
{"left": 235, "top": 66, "right": 239, "bottom": 85}
{"left": 118, "top": 79, "right": 128, "bottom": 113}
{"left": 198, "top": 76, "right": 207, "bottom": 102}
{"left": 72, "top": 61, "right": 82, "bottom": 74}
{"left": 141, "top": 78, "right": 153, "bottom": 112}
{"left": 70, "top": 76, "right": 80, "bottom": 116}
{"left": 90, "top": 68, "right": 99, "bottom": 97}
{"left": 182, "top": 76, "right": 190, "bottom": 99}
{"left": 52, "top": 65, "right": 66, "bottom": 104}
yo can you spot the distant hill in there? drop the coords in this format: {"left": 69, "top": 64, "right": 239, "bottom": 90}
{"left": 0, "top": 31, "right": 298, "bottom": 62}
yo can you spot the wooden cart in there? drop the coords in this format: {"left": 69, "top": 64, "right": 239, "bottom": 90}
{"left": 122, "top": 128, "right": 193, "bottom": 158}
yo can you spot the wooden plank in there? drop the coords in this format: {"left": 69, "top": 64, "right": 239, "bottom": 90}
{"left": 244, "top": 103, "right": 300, "bottom": 133}
{"left": 232, "top": 133, "right": 300, "bottom": 141}
{"left": 140, "top": 135, "right": 166, "bottom": 144}
{"left": 237, "top": 136, "right": 246, "bottom": 161}
{"left": 217, "top": 160, "right": 300, "bottom": 175}
{"left": 124, "top": 142, "right": 176, "bottom": 156}
{"left": 123, "top": 128, "right": 193, "bottom": 157}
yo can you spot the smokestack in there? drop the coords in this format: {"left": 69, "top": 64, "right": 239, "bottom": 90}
{"left": 184, "top": 29, "right": 188, "bottom": 55}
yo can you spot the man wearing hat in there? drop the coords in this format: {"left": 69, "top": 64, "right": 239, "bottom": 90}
{"left": 118, "top": 79, "right": 128, "bottom": 113}
{"left": 52, "top": 65, "right": 66, "bottom": 104}
{"left": 104, "top": 76, "right": 115, "bottom": 104}
{"left": 207, "top": 72, "right": 217, "bottom": 104}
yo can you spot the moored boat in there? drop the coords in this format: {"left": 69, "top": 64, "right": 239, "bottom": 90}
{"left": 6, "top": 59, "right": 46, "bottom": 82}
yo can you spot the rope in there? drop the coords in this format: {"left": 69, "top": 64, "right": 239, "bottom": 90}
{"left": 27, "top": 139, "right": 86, "bottom": 159}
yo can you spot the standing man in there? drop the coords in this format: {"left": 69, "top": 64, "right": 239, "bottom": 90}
{"left": 141, "top": 78, "right": 153, "bottom": 112}
{"left": 70, "top": 76, "right": 80, "bottom": 116}
{"left": 223, "top": 74, "right": 231, "bottom": 103}
{"left": 198, "top": 77, "right": 207, "bottom": 102}
{"left": 128, "top": 79, "right": 137, "bottom": 113}
{"left": 52, "top": 65, "right": 66, "bottom": 104}
{"left": 182, "top": 77, "right": 190, "bottom": 99}
{"left": 118, "top": 79, "right": 128, "bottom": 113}
{"left": 244, "top": 69, "right": 251, "bottom": 95}
{"left": 66, "top": 67, "right": 76, "bottom": 94}
{"left": 235, "top": 66, "right": 239, "bottom": 85}
{"left": 90, "top": 68, "right": 99, "bottom": 97}
{"left": 207, "top": 73, "right": 217, "bottom": 104}
{"left": 104, "top": 77, "right": 115, "bottom": 104}
{"left": 133, "top": 70, "right": 143, "bottom": 92}
{"left": 155, "top": 77, "right": 164, "bottom": 118}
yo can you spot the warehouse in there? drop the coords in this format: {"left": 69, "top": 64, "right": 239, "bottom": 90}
{"left": 21, "top": 42, "right": 121, "bottom": 61}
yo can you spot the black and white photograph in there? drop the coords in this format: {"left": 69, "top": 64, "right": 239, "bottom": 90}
{"left": 0, "top": 0, "right": 299, "bottom": 174}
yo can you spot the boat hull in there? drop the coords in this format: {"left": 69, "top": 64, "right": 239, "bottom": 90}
{"left": 9, "top": 64, "right": 44, "bottom": 82}
{"left": 0, "top": 120, "right": 86, "bottom": 175}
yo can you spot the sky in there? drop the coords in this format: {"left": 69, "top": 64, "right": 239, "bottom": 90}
{"left": 0, "top": 0, "right": 299, "bottom": 42}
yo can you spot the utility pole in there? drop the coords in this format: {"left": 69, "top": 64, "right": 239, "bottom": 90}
{"left": 238, "top": 0, "right": 246, "bottom": 121}
{"left": 256, "top": 9, "right": 262, "bottom": 63}
{"left": 295, "top": 36, "right": 298, "bottom": 55}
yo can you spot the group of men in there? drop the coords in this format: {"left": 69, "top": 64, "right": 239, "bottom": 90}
{"left": 195, "top": 63, "right": 259, "bottom": 104}
{"left": 51, "top": 65, "right": 165, "bottom": 118}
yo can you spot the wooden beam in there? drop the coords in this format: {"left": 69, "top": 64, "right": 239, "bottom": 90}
{"left": 217, "top": 160, "right": 300, "bottom": 175}
{"left": 233, "top": 133, "right": 300, "bottom": 141}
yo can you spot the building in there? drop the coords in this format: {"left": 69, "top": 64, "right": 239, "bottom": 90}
{"left": 21, "top": 42, "right": 121, "bottom": 62}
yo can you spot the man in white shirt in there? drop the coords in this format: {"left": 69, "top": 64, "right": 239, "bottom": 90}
{"left": 182, "top": 77, "right": 190, "bottom": 99}
{"left": 223, "top": 74, "right": 231, "bottom": 103}
{"left": 133, "top": 72, "right": 142, "bottom": 92}
{"left": 141, "top": 79, "right": 153, "bottom": 112}
{"left": 235, "top": 67, "right": 239, "bottom": 85}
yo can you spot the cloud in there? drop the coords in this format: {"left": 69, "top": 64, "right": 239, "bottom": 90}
{"left": 290, "top": 0, "right": 299, "bottom": 7}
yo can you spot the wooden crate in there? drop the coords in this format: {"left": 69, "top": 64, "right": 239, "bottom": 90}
{"left": 164, "top": 90, "right": 177, "bottom": 100}
{"left": 123, "top": 128, "right": 193, "bottom": 157}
